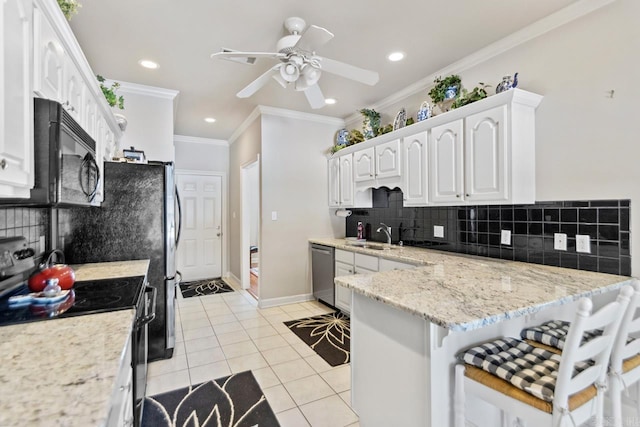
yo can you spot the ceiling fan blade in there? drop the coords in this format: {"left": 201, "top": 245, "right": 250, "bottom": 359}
{"left": 294, "top": 25, "right": 334, "bottom": 53}
{"left": 211, "top": 50, "right": 285, "bottom": 61}
{"left": 303, "top": 84, "right": 326, "bottom": 109}
{"left": 318, "top": 57, "right": 379, "bottom": 86}
{"left": 237, "top": 64, "right": 281, "bottom": 98}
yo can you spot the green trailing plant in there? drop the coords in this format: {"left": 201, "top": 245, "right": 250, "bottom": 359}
{"left": 97, "top": 75, "right": 125, "bottom": 110}
{"left": 428, "top": 75, "right": 462, "bottom": 104}
{"left": 359, "top": 108, "right": 381, "bottom": 139}
{"left": 451, "top": 83, "right": 491, "bottom": 109}
{"left": 330, "top": 144, "right": 346, "bottom": 154}
{"left": 406, "top": 117, "right": 415, "bottom": 126}
{"left": 379, "top": 124, "right": 394, "bottom": 135}
{"left": 347, "top": 129, "right": 365, "bottom": 145}
{"left": 57, "top": 0, "right": 81, "bottom": 20}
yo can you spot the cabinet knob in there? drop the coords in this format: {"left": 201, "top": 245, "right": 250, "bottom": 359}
{"left": 0, "top": 159, "right": 6, "bottom": 170}
{"left": 465, "top": 194, "right": 470, "bottom": 197}
{"left": 455, "top": 194, "right": 460, "bottom": 198}
{"left": 369, "top": 174, "right": 373, "bottom": 177}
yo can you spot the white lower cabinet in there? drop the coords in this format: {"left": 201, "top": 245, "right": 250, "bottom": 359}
{"left": 378, "top": 258, "right": 416, "bottom": 272}
{"left": 106, "top": 334, "right": 133, "bottom": 427}
{"left": 334, "top": 250, "right": 381, "bottom": 314}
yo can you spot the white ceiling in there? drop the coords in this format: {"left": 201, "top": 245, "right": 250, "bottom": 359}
{"left": 69, "top": 0, "right": 579, "bottom": 141}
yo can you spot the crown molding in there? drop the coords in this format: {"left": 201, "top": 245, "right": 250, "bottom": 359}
{"left": 228, "top": 106, "right": 262, "bottom": 145}
{"left": 229, "top": 105, "right": 345, "bottom": 145}
{"left": 344, "top": 0, "right": 617, "bottom": 124}
{"left": 174, "top": 134, "right": 228, "bottom": 147}
{"left": 116, "top": 81, "right": 180, "bottom": 100}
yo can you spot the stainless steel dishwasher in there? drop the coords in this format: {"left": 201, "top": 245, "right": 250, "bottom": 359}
{"left": 311, "top": 244, "right": 335, "bottom": 306}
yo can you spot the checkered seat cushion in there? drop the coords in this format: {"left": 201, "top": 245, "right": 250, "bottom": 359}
{"left": 458, "top": 337, "right": 592, "bottom": 402}
{"left": 520, "top": 320, "right": 602, "bottom": 351}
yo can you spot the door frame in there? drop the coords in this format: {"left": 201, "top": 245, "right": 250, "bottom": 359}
{"left": 175, "top": 169, "right": 228, "bottom": 281}
{"left": 241, "top": 157, "right": 260, "bottom": 294}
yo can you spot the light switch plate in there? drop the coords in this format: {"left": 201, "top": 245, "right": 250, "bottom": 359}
{"left": 433, "top": 225, "right": 444, "bottom": 238}
{"left": 576, "top": 234, "right": 591, "bottom": 253}
{"left": 554, "top": 233, "right": 567, "bottom": 251}
{"left": 501, "top": 230, "right": 511, "bottom": 245}
{"left": 271, "top": 211, "right": 278, "bottom": 221}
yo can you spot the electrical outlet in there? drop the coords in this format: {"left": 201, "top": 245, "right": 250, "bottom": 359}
{"left": 554, "top": 233, "right": 567, "bottom": 251}
{"left": 433, "top": 225, "right": 444, "bottom": 238}
{"left": 576, "top": 234, "right": 591, "bottom": 253}
{"left": 501, "top": 230, "right": 511, "bottom": 245}
{"left": 39, "top": 235, "right": 46, "bottom": 252}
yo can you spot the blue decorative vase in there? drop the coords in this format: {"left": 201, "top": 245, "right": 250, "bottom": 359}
{"left": 444, "top": 86, "right": 458, "bottom": 100}
{"left": 336, "top": 129, "right": 348, "bottom": 147}
{"left": 417, "top": 102, "right": 432, "bottom": 121}
{"left": 496, "top": 72, "right": 519, "bottom": 94}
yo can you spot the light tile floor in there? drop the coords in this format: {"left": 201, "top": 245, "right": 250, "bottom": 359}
{"left": 146, "top": 283, "right": 360, "bottom": 427}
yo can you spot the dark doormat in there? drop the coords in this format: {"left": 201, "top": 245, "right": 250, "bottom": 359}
{"left": 180, "top": 277, "right": 234, "bottom": 298}
{"left": 284, "top": 311, "right": 350, "bottom": 367}
{"left": 141, "top": 370, "right": 280, "bottom": 427}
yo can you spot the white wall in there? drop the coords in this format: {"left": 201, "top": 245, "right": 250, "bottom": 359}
{"left": 259, "top": 110, "right": 345, "bottom": 302}
{"left": 347, "top": 0, "right": 640, "bottom": 275}
{"left": 115, "top": 82, "right": 179, "bottom": 162}
{"left": 174, "top": 135, "right": 229, "bottom": 173}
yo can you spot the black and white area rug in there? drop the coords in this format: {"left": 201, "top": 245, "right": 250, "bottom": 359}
{"left": 284, "top": 311, "right": 350, "bottom": 367}
{"left": 141, "top": 371, "right": 280, "bottom": 427}
{"left": 180, "top": 278, "right": 234, "bottom": 298}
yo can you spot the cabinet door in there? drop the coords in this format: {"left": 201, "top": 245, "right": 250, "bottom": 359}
{"left": 339, "top": 154, "right": 354, "bottom": 207}
{"left": 403, "top": 132, "right": 428, "bottom": 206}
{"left": 33, "top": 5, "right": 64, "bottom": 102}
{"left": 465, "top": 105, "right": 508, "bottom": 202}
{"left": 379, "top": 258, "right": 416, "bottom": 272}
{"left": 375, "top": 139, "right": 401, "bottom": 180}
{"left": 63, "top": 57, "right": 83, "bottom": 123}
{"left": 82, "top": 85, "right": 97, "bottom": 139}
{"left": 430, "top": 119, "right": 464, "bottom": 203}
{"left": 328, "top": 157, "right": 340, "bottom": 207}
{"left": 335, "top": 260, "right": 353, "bottom": 313}
{"left": 353, "top": 147, "right": 375, "bottom": 184}
{"left": 0, "top": 0, "right": 33, "bottom": 196}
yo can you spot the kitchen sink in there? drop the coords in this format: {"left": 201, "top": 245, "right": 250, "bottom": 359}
{"left": 362, "top": 244, "right": 397, "bottom": 251}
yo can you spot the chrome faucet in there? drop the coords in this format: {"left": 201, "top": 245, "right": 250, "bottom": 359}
{"left": 377, "top": 223, "right": 392, "bottom": 245}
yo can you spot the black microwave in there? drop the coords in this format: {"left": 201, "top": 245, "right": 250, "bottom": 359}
{"left": 26, "top": 98, "right": 100, "bottom": 207}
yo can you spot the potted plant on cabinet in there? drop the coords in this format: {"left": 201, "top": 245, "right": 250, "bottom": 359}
{"left": 97, "top": 75, "right": 127, "bottom": 131}
{"left": 428, "top": 74, "right": 462, "bottom": 113}
{"left": 57, "top": 0, "right": 81, "bottom": 20}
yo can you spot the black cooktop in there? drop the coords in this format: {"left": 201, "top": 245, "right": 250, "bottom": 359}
{"left": 0, "top": 275, "right": 146, "bottom": 327}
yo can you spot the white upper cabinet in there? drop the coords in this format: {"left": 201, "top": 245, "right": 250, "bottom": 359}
{"left": 339, "top": 154, "right": 355, "bottom": 207}
{"left": 33, "top": 4, "right": 63, "bottom": 102}
{"left": 328, "top": 89, "right": 541, "bottom": 208}
{"left": 353, "top": 139, "right": 402, "bottom": 189}
{"left": 403, "top": 131, "right": 429, "bottom": 206}
{"left": 464, "top": 105, "right": 508, "bottom": 202}
{"left": 328, "top": 156, "right": 340, "bottom": 207}
{"left": 430, "top": 119, "right": 464, "bottom": 203}
{"left": 0, "top": 0, "right": 34, "bottom": 198}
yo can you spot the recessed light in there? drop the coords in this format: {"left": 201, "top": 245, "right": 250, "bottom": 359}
{"left": 325, "top": 98, "right": 337, "bottom": 105}
{"left": 204, "top": 117, "right": 216, "bottom": 123}
{"left": 138, "top": 59, "right": 159, "bottom": 69}
{"left": 387, "top": 52, "right": 405, "bottom": 62}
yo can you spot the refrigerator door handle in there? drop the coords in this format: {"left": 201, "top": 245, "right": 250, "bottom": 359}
{"left": 175, "top": 185, "right": 182, "bottom": 247}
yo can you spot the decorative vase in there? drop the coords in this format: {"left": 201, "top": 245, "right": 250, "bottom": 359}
{"left": 362, "top": 117, "right": 375, "bottom": 139}
{"left": 496, "top": 72, "right": 519, "bottom": 94}
{"left": 417, "top": 102, "right": 432, "bottom": 121}
{"left": 336, "top": 129, "right": 348, "bottom": 147}
{"left": 444, "top": 85, "right": 459, "bottom": 100}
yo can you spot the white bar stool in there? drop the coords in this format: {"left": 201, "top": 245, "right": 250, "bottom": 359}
{"left": 454, "top": 285, "right": 633, "bottom": 427}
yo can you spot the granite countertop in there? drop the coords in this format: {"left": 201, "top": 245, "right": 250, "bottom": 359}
{"left": 311, "top": 238, "right": 634, "bottom": 331}
{"left": 71, "top": 259, "right": 150, "bottom": 281}
{"left": 0, "top": 259, "right": 149, "bottom": 426}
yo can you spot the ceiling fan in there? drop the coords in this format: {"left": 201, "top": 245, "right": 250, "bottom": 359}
{"left": 211, "top": 17, "right": 379, "bottom": 109}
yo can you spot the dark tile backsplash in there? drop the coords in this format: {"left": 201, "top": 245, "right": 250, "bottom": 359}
{"left": 0, "top": 207, "right": 49, "bottom": 255}
{"left": 346, "top": 189, "right": 631, "bottom": 276}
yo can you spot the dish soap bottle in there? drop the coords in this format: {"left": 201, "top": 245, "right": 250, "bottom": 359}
{"left": 357, "top": 222, "right": 364, "bottom": 240}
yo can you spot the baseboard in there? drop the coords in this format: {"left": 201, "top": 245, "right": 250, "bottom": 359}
{"left": 258, "top": 293, "right": 314, "bottom": 309}
{"left": 224, "top": 272, "right": 241, "bottom": 289}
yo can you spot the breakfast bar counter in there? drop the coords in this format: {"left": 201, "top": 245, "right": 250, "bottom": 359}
{"left": 311, "top": 238, "right": 633, "bottom": 427}
{"left": 0, "top": 259, "right": 149, "bottom": 426}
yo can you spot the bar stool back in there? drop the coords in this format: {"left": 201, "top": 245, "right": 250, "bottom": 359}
{"left": 455, "top": 285, "right": 633, "bottom": 427}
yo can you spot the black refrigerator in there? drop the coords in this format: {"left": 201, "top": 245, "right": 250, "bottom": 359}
{"left": 63, "top": 161, "right": 180, "bottom": 361}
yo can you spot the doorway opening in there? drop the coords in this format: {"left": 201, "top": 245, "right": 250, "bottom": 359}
{"left": 241, "top": 159, "right": 260, "bottom": 299}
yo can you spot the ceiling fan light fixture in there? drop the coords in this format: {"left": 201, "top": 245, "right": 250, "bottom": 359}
{"left": 280, "top": 62, "right": 300, "bottom": 82}
{"left": 387, "top": 51, "right": 405, "bottom": 62}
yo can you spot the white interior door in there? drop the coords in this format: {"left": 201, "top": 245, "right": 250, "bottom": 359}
{"left": 176, "top": 173, "right": 223, "bottom": 281}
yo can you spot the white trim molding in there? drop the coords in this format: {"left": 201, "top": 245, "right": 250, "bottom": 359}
{"left": 174, "top": 134, "right": 229, "bottom": 147}
{"left": 224, "top": 273, "right": 241, "bottom": 289}
{"left": 116, "top": 81, "right": 180, "bottom": 100}
{"left": 229, "top": 106, "right": 262, "bottom": 145}
{"left": 344, "top": 0, "right": 617, "bottom": 124}
{"left": 258, "top": 293, "right": 315, "bottom": 309}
